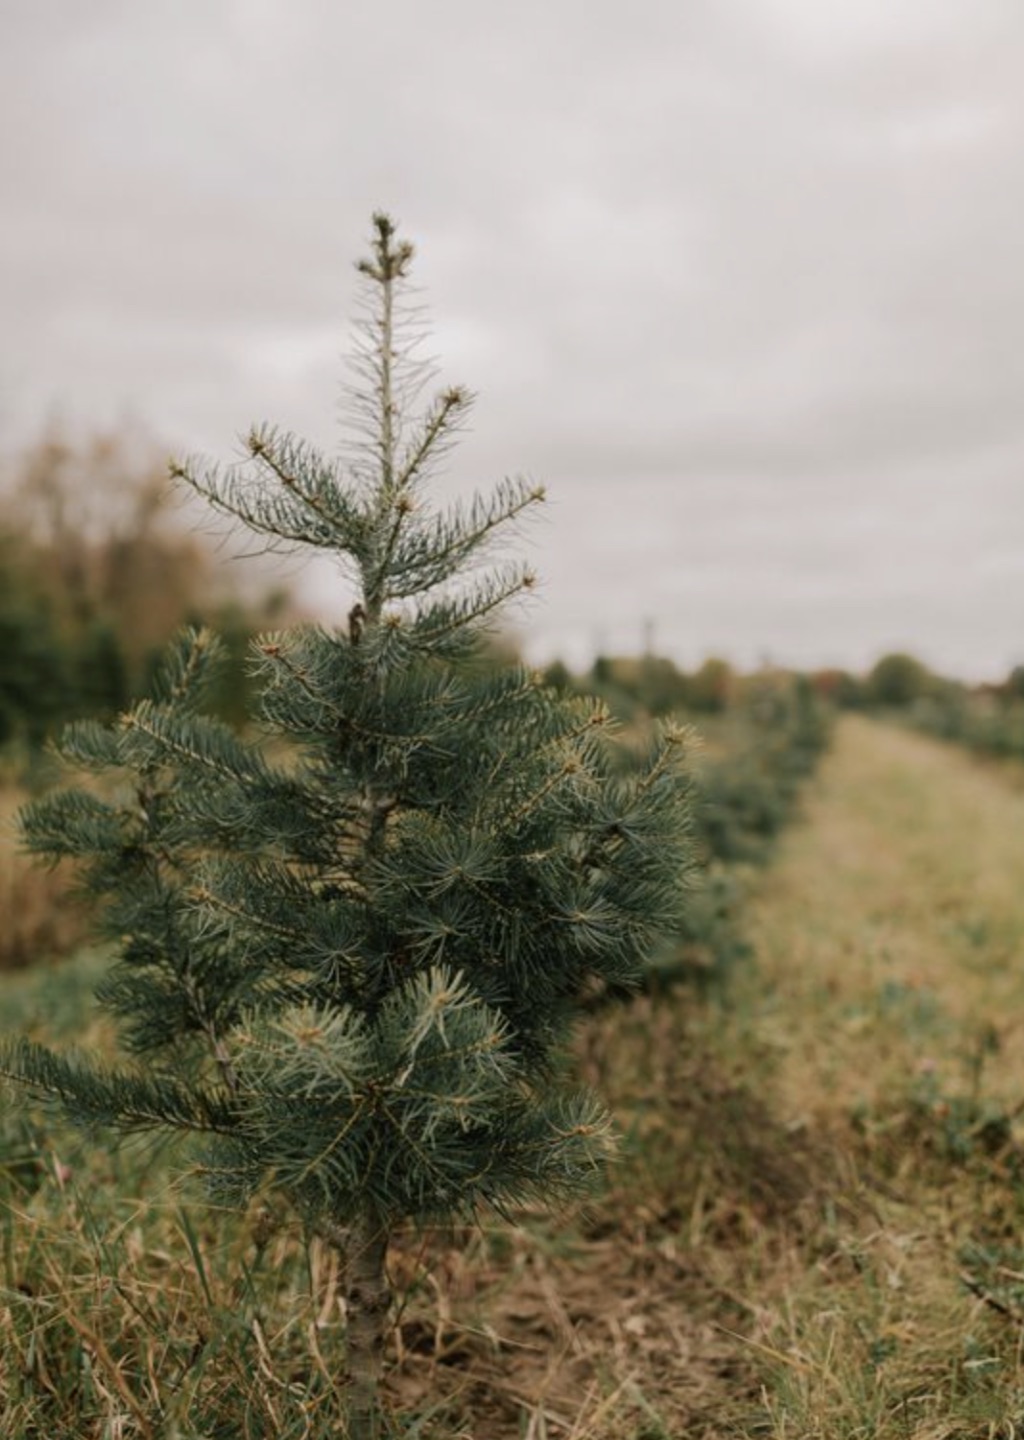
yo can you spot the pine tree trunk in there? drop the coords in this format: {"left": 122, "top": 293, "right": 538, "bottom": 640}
{"left": 343, "top": 1213, "right": 391, "bottom": 1439}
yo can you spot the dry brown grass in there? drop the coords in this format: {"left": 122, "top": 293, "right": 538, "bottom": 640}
{"left": 375, "top": 1001, "right": 819, "bottom": 1438}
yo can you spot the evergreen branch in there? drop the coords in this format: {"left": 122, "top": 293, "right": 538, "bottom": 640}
{"left": 180, "top": 968, "right": 240, "bottom": 1095}
{"left": 374, "top": 1094, "right": 471, "bottom": 1202}
{"left": 370, "top": 503, "right": 412, "bottom": 617}
{"left": 410, "top": 565, "right": 537, "bottom": 650}
{"left": 188, "top": 875, "right": 371, "bottom": 956}
{"left": 0, "top": 1040, "right": 237, "bottom": 1136}
{"left": 452, "top": 666, "right": 540, "bottom": 729}
{"left": 246, "top": 426, "right": 343, "bottom": 531}
{"left": 635, "top": 720, "right": 691, "bottom": 794}
{"left": 256, "top": 641, "right": 386, "bottom": 740}
{"left": 504, "top": 755, "right": 583, "bottom": 828}
{"left": 291, "top": 1101, "right": 369, "bottom": 1190}
{"left": 385, "top": 480, "right": 545, "bottom": 601}
{"left": 121, "top": 703, "right": 267, "bottom": 788}
{"left": 148, "top": 626, "right": 226, "bottom": 709}
{"left": 386, "top": 1030, "right": 510, "bottom": 1090}
{"left": 171, "top": 453, "right": 362, "bottom": 557}
{"left": 19, "top": 787, "right": 125, "bottom": 860}
{"left": 171, "top": 458, "right": 309, "bottom": 545}
{"left": 483, "top": 701, "right": 610, "bottom": 794}
{"left": 53, "top": 718, "right": 124, "bottom": 770}
{"left": 395, "top": 386, "right": 472, "bottom": 492}
{"left": 188, "top": 882, "right": 328, "bottom": 945}
{"left": 421, "top": 857, "right": 519, "bottom": 923}
{"left": 258, "top": 639, "right": 384, "bottom": 741}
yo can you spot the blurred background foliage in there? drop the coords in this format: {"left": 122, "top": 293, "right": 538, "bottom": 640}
{"left": 3, "top": 429, "right": 1023, "bottom": 990}
{"left": 853, "top": 650, "right": 1024, "bottom": 766}
{"left": 0, "top": 426, "right": 289, "bottom": 755}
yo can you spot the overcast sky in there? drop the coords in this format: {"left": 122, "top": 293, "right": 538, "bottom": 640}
{"left": 3, "top": 0, "right": 1023, "bottom": 678}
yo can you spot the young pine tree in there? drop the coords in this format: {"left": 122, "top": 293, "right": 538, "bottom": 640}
{"left": 3, "top": 215, "right": 693, "bottom": 1438}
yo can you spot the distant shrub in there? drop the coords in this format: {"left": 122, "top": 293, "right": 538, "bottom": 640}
{"left": 0, "top": 430, "right": 289, "bottom": 751}
{"left": 867, "top": 652, "right": 935, "bottom": 708}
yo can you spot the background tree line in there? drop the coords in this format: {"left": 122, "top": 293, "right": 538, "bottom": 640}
{"left": 0, "top": 427, "right": 289, "bottom": 752}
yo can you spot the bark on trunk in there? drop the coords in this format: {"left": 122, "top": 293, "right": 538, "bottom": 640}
{"left": 343, "top": 1213, "right": 391, "bottom": 1440}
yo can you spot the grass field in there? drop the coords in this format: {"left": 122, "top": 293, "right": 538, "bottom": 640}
{"left": 5, "top": 714, "right": 1024, "bottom": 1437}
{"left": 710, "top": 716, "right": 1024, "bottom": 1439}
